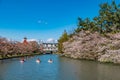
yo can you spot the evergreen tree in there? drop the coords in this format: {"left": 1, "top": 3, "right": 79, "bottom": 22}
{"left": 58, "top": 0, "right": 120, "bottom": 53}
{"left": 58, "top": 30, "right": 69, "bottom": 53}
{"left": 94, "top": 0, "right": 120, "bottom": 33}
{"left": 75, "top": 0, "right": 120, "bottom": 33}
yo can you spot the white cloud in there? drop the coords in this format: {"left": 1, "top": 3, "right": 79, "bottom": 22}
{"left": 27, "top": 39, "right": 38, "bottom": 42}
{"left": 37, "top": 19, "right": 48, "bottom": 25}
{"left": 55, "top": 40, "right": 58, "bottom": 43}
{"left": 47, "top": 38, "right": 55, "bottom": 43}
{"left": 21, "top": 38, "right": 38, "bottom": 43}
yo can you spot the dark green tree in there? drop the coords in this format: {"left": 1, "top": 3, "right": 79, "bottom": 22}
{"left": 94, "top": 0, "right": 120, "bottom": 33}
{"left": 58, "top": 0, "right": 120, "bottom": 54}
{"left": 58, "top": 30, "right": 69, "bottom": 53}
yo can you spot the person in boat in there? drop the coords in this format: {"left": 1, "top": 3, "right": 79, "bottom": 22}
{"left": 36, "top": 58, "right": 41, "bottom": 63}
{"left": 48, "top": 59, "right": 53, "bottom": 63}
{"left": 20, "top": 58, "right": 25, "bottom": 62}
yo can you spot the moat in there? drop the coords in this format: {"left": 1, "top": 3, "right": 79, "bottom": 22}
{"left": 0, "top": 54, "right": 120, "bottom": 80}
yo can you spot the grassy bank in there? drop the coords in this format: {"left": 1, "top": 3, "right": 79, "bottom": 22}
{"left": 0, "top": 53, "right": 42, "bottom": 60}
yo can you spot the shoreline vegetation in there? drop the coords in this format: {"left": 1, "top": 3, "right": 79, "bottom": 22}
{"left": 0, "top": 37, "right": 43, "bottom": 60}
{"left": 58, "top": 1, "right": 120, "bottom": 64}
{"left": 0, "top": 53, "right": 41, "bottom": 60}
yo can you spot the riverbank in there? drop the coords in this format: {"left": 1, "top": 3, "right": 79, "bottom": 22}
{"left": 62, "top": 31, "right": 120, "bottom": 64}
{"left": 0, "top": 53, "right": 42, "bottom": 60}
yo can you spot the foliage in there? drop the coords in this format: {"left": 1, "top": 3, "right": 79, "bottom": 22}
{"left": 75, "top": 0, "right": 120, "bottom": 34}
{"left": 58, "top": 0, "right": 120, "bottom": 53}
{"left": 58, "top": 30, "right": 69, "bottom": 53}
{"left": 0, "top": 37, "right": 41, "bottom": 58}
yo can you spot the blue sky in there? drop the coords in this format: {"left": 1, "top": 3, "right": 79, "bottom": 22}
{"left": 0, "top": 0, "right": 119, "bottom": 41}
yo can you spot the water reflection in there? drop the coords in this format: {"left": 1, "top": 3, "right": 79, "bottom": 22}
{"left": 0, "top": 55, "right": 120, "bottom": 80}
{"left": 58, "top": 57, "right": 120, "bottom": 80}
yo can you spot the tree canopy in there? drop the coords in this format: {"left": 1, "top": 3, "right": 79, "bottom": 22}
{"left": 58, "top": 30, "right": 69, "bottom": 53}
{"left": 58, "top": 0, "right": 120, "bottom": 53}
{"left": 75, "top": 0, "right": 120, "bottom": 34}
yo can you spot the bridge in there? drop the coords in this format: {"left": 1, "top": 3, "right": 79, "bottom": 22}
{"left": 39, "top": 42, "right": 58, "bottom": 54}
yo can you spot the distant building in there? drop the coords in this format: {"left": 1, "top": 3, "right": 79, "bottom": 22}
{"left": 42, "top": 43, "right": 58, "bottom": 52}
{"left": 23, "top": 37, "right": 28, "bottom": 44}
